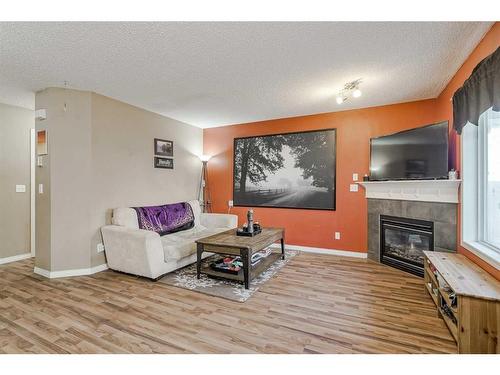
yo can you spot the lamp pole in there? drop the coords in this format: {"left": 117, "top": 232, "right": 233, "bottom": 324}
{"left": 198, "top": 156, "right": 212, "bottom": 213}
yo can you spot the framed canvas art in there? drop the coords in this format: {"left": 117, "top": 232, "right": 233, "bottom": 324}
{"left": 37, "top": 130, "right": 48, "bottom": 155}
{"left": 154, "top": 138, "right": 173, "bottom": 157}
{"left": 233, "top": 128, "right": 336, "bottom": 210}
{"left": 154, "top": 156, "right": 174, "bottom": 169}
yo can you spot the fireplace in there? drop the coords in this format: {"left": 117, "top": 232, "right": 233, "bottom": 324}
{"left": 380, "top": 215, "right": 434, "bottom": 277}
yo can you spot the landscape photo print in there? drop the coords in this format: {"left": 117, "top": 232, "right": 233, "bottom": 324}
{"left": 233, "top": 128, "right": 336, "bottom": 210}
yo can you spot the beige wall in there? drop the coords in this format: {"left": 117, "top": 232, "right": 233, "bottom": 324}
{"left": 0, "top": 103, "right": 33, "bottom": 260}
{"left": 34, "top": 91, "right": 52, "bottom": 270}
{"left": 35, "top": 88, "right": 93, "bottom": 271}
{"left": 90, "top": 93, "right": 203, "bottom": 267}
{"left": 35, "top": 88, "right": 203, "bottom": 271}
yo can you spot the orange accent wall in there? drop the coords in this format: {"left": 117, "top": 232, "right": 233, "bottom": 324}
{"left": 203, "top": 23, "right": 500, "bottom": 279}
{"left": 204, "top": 99, "right": 439, "bottom": 254}
{"left": 434, "top": 22, "right": 500, "bottom": 280}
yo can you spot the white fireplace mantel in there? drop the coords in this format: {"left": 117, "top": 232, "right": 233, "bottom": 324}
{"left": 357, "top": 179, "right": 461, "bottom": 204}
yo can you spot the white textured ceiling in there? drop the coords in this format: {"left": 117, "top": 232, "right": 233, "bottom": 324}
{"left": 0, "top": 22, "right": 492, "bottom": 128}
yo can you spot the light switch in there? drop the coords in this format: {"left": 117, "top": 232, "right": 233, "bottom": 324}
{"left": 350, "top": 184, "right": 359, "bottom": 192}
{"left": 15, "top": 184, "right": 26, "bottom": 193}
{"left": 352, "top": 173, "right": 359, "bottom": 181}
{"left": 38, "top": 184, "right": 44, "bottom": 194}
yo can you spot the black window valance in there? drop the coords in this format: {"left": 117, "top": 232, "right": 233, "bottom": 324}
{"left": 452, "top": 46, "right": 500, "bottom": 134}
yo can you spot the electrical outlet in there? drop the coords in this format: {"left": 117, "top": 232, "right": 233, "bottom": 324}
{"left": 228, "top": 200, "right": 234, "bottom": 207}
{"left": 335, "top": 232, "right": 341, "bottom": 240}
{"left": 349, "top": 184, "right": 359, "bottom": 192}
{"left": 352, "top": 173, "right": 359, "bottom": 181}
{"left": 97, "top": 243, "right": 105, "bottom": 253}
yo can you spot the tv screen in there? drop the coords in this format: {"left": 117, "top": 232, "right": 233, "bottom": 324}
{"left": 370, "top": 122, "right": 449, "bottom": 181}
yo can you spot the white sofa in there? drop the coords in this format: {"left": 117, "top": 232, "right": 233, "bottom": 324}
{"left": 101, "top": 200, "right": 238, "bottom": 280}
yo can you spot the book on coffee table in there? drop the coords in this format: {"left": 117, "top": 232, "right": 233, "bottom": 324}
{"left": 210, "top": 256, "right": 242, "bottom": 274}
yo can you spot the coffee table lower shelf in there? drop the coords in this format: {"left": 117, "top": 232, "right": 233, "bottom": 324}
{"left": 201, "top": 252, "right": 282, "bottom": 284}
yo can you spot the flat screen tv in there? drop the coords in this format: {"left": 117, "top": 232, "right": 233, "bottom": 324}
{"left": 370, "top": 121, "right": 449, "bottom": 181}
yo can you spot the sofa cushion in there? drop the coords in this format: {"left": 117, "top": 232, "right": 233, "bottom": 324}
{"left": 111, "top": 208, "right": 139, "bottom": 229}
{"left": 160, "top": 226, "right": 224, "bottom": 261}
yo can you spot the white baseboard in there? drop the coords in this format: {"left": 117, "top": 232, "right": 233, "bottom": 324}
{"left": 0, "top": 252, "right": 33, "bottom": 265}
{"left": 34, "top": 263, "right": 108, "bottom": 279}
{"left": 270, "top": 243, "right": 367, "bottom": 258}
{"left": 33, "top": 267, "right": 51, "bottom": 278}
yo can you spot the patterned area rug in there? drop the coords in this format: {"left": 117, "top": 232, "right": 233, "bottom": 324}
{"left": 158, "top": 250, "right": 298, "bottom": 302}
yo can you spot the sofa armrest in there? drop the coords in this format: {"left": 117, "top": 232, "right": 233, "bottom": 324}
{"left": 200, "top": 213, "right": 238, "bottom": 229}
{"left": 101, "top": 225, "right": 165, "bottom": 279}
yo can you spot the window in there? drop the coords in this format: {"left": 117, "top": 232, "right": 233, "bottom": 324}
{"left": 485, "top": 111, "right": 500, "bottom": 249}
{"left": 462, "top": 108, "right": 500, "bottom": 267}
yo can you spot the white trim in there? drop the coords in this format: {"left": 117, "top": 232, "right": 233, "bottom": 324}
{"left": 460, "top": 117, "right": 500, "bottom": 272}
{"left": 0, "top": 253, "right": 32, "bottom": 265}
{"left": 33, "top": 266, "right": 51, "bottom": 278}
{"left": 358, "top": 179, "right": 461, "bottom": 204}
{"left": 90, "top": 263, "right": 109, "bottom": 273}
{"left": 34, "top": 263, "right": 108, "bottom": 278}
{"left": 269, "top": 243, "right": 367, "bottom": 258}
{"left": 30, "top": 128, "right": 36, "bottom": 257}
{"left": 461, "top": 124, "right": 478, "bottom": 252}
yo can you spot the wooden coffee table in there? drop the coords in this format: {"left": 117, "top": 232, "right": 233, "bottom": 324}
{"left": 196, "top": 228, "right": 285, "bottom": 289}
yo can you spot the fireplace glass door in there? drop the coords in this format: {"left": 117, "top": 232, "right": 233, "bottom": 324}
{"left": 380, "top": 215, "right": 433, "bottom": 277}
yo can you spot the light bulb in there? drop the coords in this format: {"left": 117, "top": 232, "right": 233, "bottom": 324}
{"left": 336, "top": 96, "right": 344, "bottom": 104}
{"left": 352, "top": 88, "right": 362, "bottom": 98}
{"left": 200, "top": 154, "right": 211, "bottom": 162}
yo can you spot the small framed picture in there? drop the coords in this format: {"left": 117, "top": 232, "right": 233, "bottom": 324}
{"left": 37, "top": 130, "right": 48, "bottom": 155}
{"left": 154, "top": 138, "right": 173, "bottom": 157}
{"left": 154, "top": 157, "right": 174, "bottom": 169}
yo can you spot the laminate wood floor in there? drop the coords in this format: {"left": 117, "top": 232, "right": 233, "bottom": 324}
{"left": 0, "top": 253, "right": 457, "bottom": 353}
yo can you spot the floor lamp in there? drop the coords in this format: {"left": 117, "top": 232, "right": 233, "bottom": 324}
{"left": 198, "top": 155, "right": 212, "bottom": 213}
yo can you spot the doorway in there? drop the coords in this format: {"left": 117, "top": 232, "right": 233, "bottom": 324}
{"left": 0, "top": 103, "right": 35, "bottom": 264}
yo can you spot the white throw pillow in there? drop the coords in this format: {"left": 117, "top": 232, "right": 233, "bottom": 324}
{"left": 112, "top": 207, "right": 139, "bottom": 229}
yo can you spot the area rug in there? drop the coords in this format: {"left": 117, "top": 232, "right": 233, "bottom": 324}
{"left": 158, "top": 250, "right": 298, "bottom": 302}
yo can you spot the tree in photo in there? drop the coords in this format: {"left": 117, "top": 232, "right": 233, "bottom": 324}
{"left": 234, "top": 136, "right": 286, "bottom": 193}
{"left": 285, "top": 131, "right": 335, "bottom": 192}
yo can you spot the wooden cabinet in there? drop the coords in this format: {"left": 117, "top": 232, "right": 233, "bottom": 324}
{"left": 424, "top": 251, "right": 500, "bottom": 353}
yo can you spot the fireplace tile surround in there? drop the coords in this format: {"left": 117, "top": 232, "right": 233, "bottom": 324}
{"left": 367, "top": 199, "right": 457, "bottom": 264}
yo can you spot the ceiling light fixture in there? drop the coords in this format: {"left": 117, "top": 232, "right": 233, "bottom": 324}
{"left": 352, "top": 88, "right": 362, "bottom": 98}
{"left": 336, "top": 79, "right": 362, "bottom": 104}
